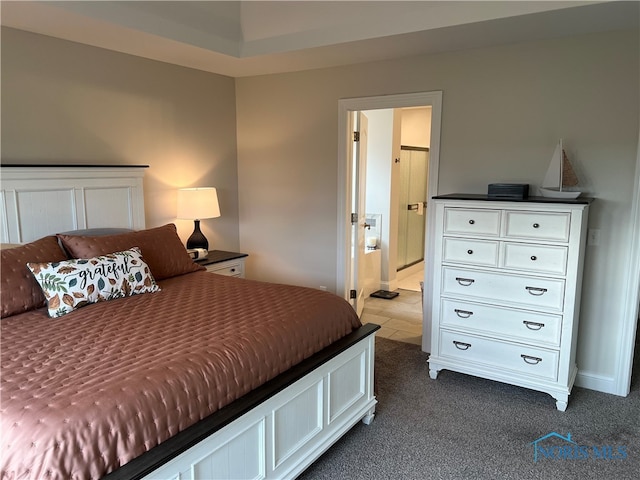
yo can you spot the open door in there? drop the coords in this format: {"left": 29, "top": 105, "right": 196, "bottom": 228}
{"left": 350, "top": 112, "right": 368, "bottom": 317}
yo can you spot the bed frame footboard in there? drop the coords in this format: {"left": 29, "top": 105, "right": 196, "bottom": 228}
{"left": 106, "top": 324, "right": 379, "bottom": 480}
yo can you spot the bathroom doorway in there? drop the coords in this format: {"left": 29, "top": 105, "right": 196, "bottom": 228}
{"left": 337, "top": 91, "right": 442, "bottom": 352}
{"left": 359, "top": 108, "right": 432, "bottom": 343}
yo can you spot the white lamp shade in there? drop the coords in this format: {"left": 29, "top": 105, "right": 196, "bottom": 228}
{"left": 177, "top": 187, "right": 221, "bottom": 220}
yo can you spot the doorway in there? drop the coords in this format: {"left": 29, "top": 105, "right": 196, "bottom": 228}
{"left": 356, "top": 111, "right": 431, "bottom": 343}
{"left": 336, "top": 91, "right": 443, "bottom": 353}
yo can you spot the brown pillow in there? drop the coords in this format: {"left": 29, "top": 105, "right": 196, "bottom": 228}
{"left": 1, "top": 236, "right": 68, "bottom": 318}
{"left": 58, "top": 224, "right": 204, "bottom": 281}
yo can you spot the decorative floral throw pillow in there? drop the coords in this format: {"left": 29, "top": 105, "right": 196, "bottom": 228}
{"left": 27, "top": 247, "right": 160, "bottom": 317}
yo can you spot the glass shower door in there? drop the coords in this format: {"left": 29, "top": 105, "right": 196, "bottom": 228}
{"left": 397, "top": 147, "right": 429, "bottom": 270}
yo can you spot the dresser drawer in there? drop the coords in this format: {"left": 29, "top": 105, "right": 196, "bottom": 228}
{"left": 205, "top": 260, "right": 244, "bottom": 277}
{"left": 439, "top": 330, "right": 559, "bottom": 380}
{"left": 440, "top": 299, "right": 562, "bottom": 347}
{"left": 502, "top": 243, "right": 568, "bottom": 275}
{"left": 442, "top": 267, "right": 565, "bottom": 311}
{"left": 443, "top": 238, "right": 499, "bottom": 267}
{"left": 504, "top": 211, "right": 570, "bottom": 242}
{"left": 444, "top": 208, "right": 501, "bottom": 236}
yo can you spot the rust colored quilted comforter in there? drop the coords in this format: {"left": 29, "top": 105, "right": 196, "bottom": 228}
{"left": 0, "top": 272, "right": 361, "bottom": 479}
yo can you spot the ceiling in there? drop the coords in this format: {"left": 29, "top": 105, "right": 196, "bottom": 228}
{"left": 1, "top": 1, "right": 638, "bottom": 77}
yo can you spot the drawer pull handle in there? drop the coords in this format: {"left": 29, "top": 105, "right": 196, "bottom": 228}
{"left": 523, "top": 321, "right": 545, "bottom": 330}
{"left": 468, "top": 219, "right": 475, "bottom": 225}
{"left": 230, "top": 268, "right": 236, "bottom": 272}
{"left": 525, "top": 286, "right": 547, "bottom": 296}
{"left": 467, "top": 249, "right": 473, "bottom": 255}
{"left": 453, "top": 341, "right": 472, "bottom": 350}
{"left": 533, "top": 223, "right": 540, "bottom": 228}
{"left": 521, "top": 354, "right": 543, "bottom": 365}
{"left": 454, "top": 309, "right": 474, "bottom": 318}
{"left": 530, "top": 255, "right": 537, "bottom": 261}
{"left": 455, "top": 277, "right": 475, "bottom": 286}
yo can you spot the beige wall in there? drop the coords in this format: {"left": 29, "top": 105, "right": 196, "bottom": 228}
{"left": 2, "top": 25, "right": 638, "bottom": 393}
{"left": 236, "top": 29, "right": 639, "bottom": 391}
{"left": 1, "top": 27, "right": 240, "bottom": 250}
{"left": 401, "top": 107, "right": 431, "bottom": 148}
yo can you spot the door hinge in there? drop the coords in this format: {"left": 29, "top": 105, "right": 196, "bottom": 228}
{"left": 351, "top": 213, "right": 358, "bottom": 224}
{"left": 353, "top": 131, "right": 360, "bottom": 142}
{"left": 350, "top": 289, "right": 357, "bottom": 299}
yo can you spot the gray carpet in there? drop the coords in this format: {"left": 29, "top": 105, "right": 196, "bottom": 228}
{"left": 299, "top": 336, "right": 639, "bottom": 480}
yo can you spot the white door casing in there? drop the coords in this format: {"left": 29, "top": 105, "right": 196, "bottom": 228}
{"left": 337, "top": 91, "right": 443, "bottom": 352}
{"left": 617, "top": 128, "right": 640, "bottom": 396}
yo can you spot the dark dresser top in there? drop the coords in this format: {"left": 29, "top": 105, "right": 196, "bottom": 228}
{"left": 196, "top": 250, "right": 248, "bottom": 265}
{"left": 432, "top": 193, "right": 593, "bottom": 205}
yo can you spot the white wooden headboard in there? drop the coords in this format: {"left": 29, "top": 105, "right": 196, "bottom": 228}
{"left": 0, "top": 165, "right": 147, "bottom": 243}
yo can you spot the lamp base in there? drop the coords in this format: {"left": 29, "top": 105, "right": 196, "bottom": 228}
{"left": 186, "top": 219, "right": 209, "bottom": 251}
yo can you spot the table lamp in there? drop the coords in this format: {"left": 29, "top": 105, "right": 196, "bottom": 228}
{"left": 177, "top": 187, "right": 220, "bottom": 253}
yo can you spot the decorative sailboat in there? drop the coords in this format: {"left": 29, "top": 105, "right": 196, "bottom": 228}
{"left": 539, "top": 139, "right": 581, "bottom": 199}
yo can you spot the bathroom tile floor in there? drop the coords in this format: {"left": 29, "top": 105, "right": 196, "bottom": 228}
{"left": 361, "top": 288, "right": 423, "bottom": 346}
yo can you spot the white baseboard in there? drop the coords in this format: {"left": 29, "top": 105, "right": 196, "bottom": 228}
{"left": 575, "top": 370, "right": 621, "bottom": 396}
{"left": 381, "top": 280, "right": 398, "bottom": 292}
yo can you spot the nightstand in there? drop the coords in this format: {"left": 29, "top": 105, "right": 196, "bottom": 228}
{"left": 195, "top": 250, "right": 248, "bottom": 278}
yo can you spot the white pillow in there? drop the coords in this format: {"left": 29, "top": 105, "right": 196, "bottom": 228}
{"left": 28, "top": 247, "right": 160, "bottom": 317}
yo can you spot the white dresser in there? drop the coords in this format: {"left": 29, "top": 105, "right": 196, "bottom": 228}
{"left": 427, "top": 195, "right": 591, "bottom": 411}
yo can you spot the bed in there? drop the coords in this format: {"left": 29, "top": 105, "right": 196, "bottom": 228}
{"left": 0, "top": 166, "right": 379, "bottom": 479}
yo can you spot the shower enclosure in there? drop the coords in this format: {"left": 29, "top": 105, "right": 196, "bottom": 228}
{"left": 397, "top": 146, "right": 429, "bottom": 271}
